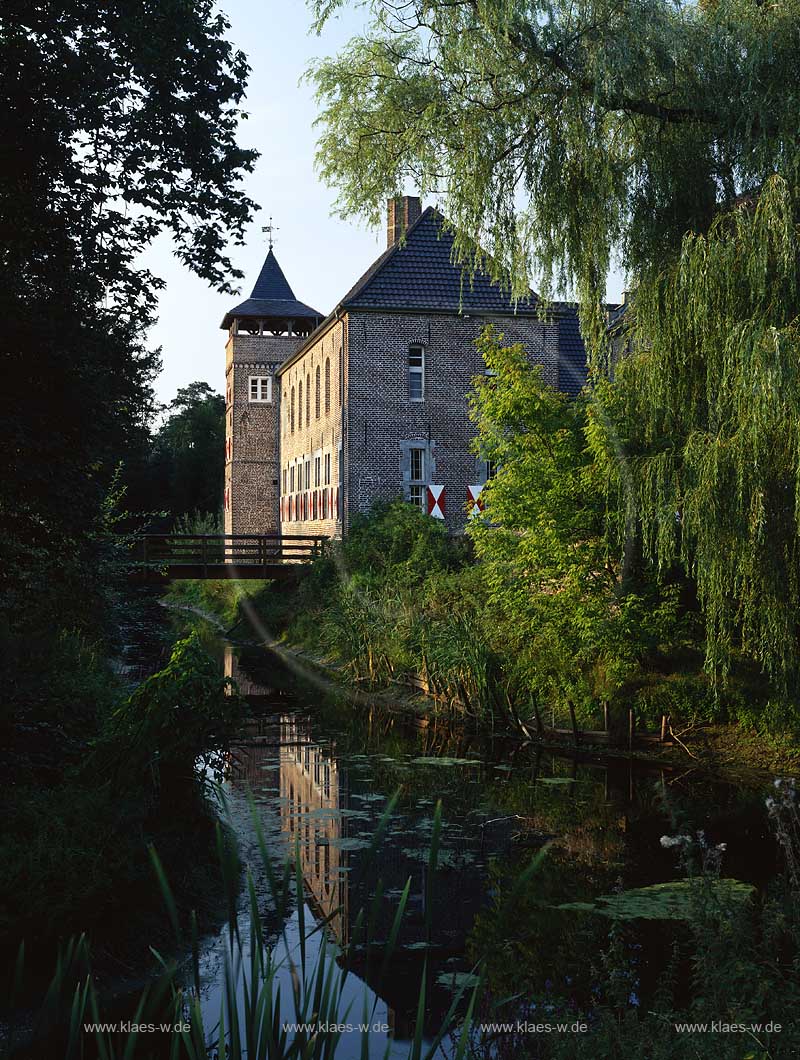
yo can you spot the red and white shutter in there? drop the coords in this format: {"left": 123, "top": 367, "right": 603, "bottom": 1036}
{"left": 427, "top": 485, "right": 446, "bottom": 520}
{"left": 467, "top": 485, "right": 485, "bottom": 517}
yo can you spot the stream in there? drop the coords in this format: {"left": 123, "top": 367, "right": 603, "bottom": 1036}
{"left": 171, "top": 620, "right": 781, "bottom": 1057}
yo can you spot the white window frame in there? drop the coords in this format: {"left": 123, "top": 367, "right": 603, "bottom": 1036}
{"left": 409, "top": 446, "right": 425, "bottom": 483}
{"left": 249, "top": 375, "right": 272, "bottom": 403}
{"left": 408, "top": 446, "right": 426, "bottom": 513}
{"left": 409, "top": 345, "right": 425, "bottom": 402}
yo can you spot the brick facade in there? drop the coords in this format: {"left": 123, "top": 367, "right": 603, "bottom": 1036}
{"left": 342, "top": 310, "right": 557, "bottom": 534}
{"left": 224, "top": 200, "right": 586, "bottom": 542}
{"left": 277, "top": 319, "right": 345, "bottom": 538}
{"left": 224, "top": 332, "right": 304, "bottom": 535}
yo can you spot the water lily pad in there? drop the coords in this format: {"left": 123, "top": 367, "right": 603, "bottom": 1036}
{"left": 316, "top": 836, "right": 373, "bottom": 851}
{"left": 436, "top": 971, "right": 481, "bottom": 991}
{"left": 410, "top": 756, "right": 481, "bottom": 766}
{"left": 557, "top": 878, "right": 754, "bottom": 921}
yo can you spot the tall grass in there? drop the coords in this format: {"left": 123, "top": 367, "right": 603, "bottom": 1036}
{"left": 5, "top": 797, "right": 482, "bottom": 1060}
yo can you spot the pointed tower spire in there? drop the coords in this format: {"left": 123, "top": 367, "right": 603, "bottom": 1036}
{"left": 221, "top": 242, "right": 322, "bottom": 336}
{"left": 249, "top": 248, "right": 296, "bottom": 302}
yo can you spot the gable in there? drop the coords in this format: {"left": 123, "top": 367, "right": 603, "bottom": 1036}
{"left": 341, "top": 208, "right": 538, "bottom": 317}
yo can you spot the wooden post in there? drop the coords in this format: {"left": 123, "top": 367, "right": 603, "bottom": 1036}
{"left": 201, "top": 535, "right": 207, "bottom": 578}
{"left": 531, "top": 697, "right": 544, "bottom": 735}
{"left": 603, "top": 701, "right": 610, "bottom": 732}
{"left": 628, "top": 708, "right": 635, "bottom": 751}
{"left": 660, "top": 714, "right": 668, "bottom": 743}
{"left": 568, "top": 700, "right": 580, "bottom": 748}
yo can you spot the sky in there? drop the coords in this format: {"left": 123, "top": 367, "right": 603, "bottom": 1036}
{"left": 144, "top": 0, "right": 625, "bottom": 404}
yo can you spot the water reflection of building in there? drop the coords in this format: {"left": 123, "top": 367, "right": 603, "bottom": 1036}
{"left": 279, "top": 715, "right": 349, "bottom": 945}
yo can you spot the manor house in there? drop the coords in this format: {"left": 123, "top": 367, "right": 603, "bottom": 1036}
{"left": 222, "top": 196, "right": 587, "bottom": 537}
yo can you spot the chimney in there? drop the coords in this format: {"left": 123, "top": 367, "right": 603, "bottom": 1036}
{"left": 387, "top": 196, "right": 422, "bottom": 248}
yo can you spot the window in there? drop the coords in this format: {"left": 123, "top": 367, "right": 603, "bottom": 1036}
{"left": 315, "top": 366, "right": 321, "bottom": 419}
{"left": 298, "top": 380, "right": 303, "bottom": 429}
{"left": 324, "top": 452, "right": 331, "bottom": 485}
{"left": 410, "top": 485, "right": 426, "bottom": 511}
{"left": 290, "top": 465, "right": 295, "bottom": 492}
{"left": 409, "top": 345, "right": 424, "bottom": 401}
{"left": 410, "top": 447, "right": 425, "bottom": 482}
{"left": 324, "top": 358, "right": 331, "bottom": 414}
{"left": 305, "top": 459, "right": 311, "bottom": 490}
{"left": 485, "top": 459, "right": 497, "bottom": 480}
{"left": 409, "top": 446, "right": 426, "bottom": 512}
{"left": 306, "top": 373, "right": 311, "bottom": 425}
{"left": 291, "top": 387, "right": 295, "bottom": 433}
{"left": 283, "top": 468, "right": 287, "bottom": 494}
{"left": 249, "top": 375, "right": 272, "bottom": 402}
{"left": 314, "top": 455, "right": 321, "bottom": 487}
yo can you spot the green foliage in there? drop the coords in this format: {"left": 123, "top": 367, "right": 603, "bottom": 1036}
{"left": 469, "top": 330, "right": 689, "bottom": 721}
{"left": 1, "top": 0, "right": 256, "bottom": 639}
{"left": 0, "top": 628, "right": 236, "bottom": 954}
{"left": 341, "top": 498, "right": 462, "bottom": 587}
{"left": 308, "top": 0, "right": 800, "bottom": 702}
{"left": 8, "top": 799, "right": 480, "bottom": 1060}
{"left": 91, "top": 632, "right": 244, "bottom": 802}
{"left": 145, "top": 383, "right": 226, "bottom": 526}
{"left": 617, "top": 178, "right": 800, "bottom": 687}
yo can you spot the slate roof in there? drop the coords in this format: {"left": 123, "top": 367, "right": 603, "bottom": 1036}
{"left": 340, "top": 207, "right": 539, "bottom": 315}
{"left": 221, "top": 248, "right": 322, "bottom": 329}
{"left": 554, "top": 303, "right": 589, "bottom": 396}
{"left": 606, "top": 301, "right": 627, "bottom": 329}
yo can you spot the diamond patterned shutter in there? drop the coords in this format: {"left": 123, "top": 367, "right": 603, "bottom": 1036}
{"left": 467, "top": 485, "right": 485, "bottom": 517}
{"left": 427, "top": 485, "right": 445, "bottom": 519}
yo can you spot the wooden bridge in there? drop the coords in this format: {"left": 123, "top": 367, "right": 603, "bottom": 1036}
{"left": 129, "top": 533, "right": 327, "bottom": 581}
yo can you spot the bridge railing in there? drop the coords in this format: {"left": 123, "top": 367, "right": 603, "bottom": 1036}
{"left": 131, "top": 533, "right": 327, "bottom": 568}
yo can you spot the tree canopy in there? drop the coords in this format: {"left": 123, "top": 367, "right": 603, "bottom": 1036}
{"left": 148, "top": 383, "right": 226, "bottom": 524}
{"left": 0, "top": 1, "right": 256, "bottom": 623}
{"left": 310, "top": 0, "right": 800, "bottom": 688}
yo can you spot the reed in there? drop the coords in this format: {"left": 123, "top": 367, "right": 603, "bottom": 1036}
{"left": 5, "top": 795, "right": 482, "bottom": 1060}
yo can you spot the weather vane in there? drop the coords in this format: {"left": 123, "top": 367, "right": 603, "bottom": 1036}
{"left": 262, "top": 216, "right": 279, "bottom": 250}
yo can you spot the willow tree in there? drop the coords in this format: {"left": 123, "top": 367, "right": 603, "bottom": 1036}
{"left": 309, "top": 0, "right": 800, "bottom": 687}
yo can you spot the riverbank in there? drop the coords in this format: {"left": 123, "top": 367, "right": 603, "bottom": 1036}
{"left": 166, "top": 533, "right": 800, "bottom": 781}
{"left": 0, "top": 587, "right": 241, "bottom": 1002}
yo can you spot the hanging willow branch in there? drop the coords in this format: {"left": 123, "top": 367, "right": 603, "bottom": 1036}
{"left": 620, "top": 177, "right": 800, "bottom": 684}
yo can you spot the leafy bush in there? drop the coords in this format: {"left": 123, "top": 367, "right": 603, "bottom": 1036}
{"left": 90, "top": 632, "right": 244, "bottom": 804}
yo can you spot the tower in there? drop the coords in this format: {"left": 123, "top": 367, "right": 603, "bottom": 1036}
{"left": 221, "top": 236, "right": 322, "bottom": 536}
